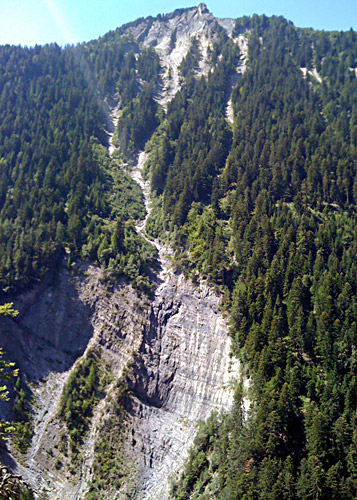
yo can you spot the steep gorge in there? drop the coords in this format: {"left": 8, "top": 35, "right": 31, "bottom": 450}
{"left": 125, "top": 152, "right": 242, "bottom": 499}
{"left": 0, "top": 102, "right": 242, "bottom": 500}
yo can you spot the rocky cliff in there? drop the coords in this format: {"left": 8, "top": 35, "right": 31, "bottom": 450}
{"left": 119, "top": 3, "right": 244, "bottom": 108}
{"left": 0, "top": 241, "right": 241, "bottom": 499}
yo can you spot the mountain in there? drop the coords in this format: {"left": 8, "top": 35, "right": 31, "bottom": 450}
{"left": 0, "top": 4, "right": 356, "bottom": 499}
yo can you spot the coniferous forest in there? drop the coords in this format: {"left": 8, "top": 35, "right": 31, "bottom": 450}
{"left": 0, "top": 7, "right": 356, "bottom": 500}
{"left": 161, "top": 17, "right": 357, "bottom": 500}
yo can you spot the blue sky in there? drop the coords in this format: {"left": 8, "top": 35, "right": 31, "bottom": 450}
{"left": 0, "top": 0, "right": 356, "bottom": 47}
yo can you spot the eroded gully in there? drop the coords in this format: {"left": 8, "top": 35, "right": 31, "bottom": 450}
{"left": 122, "top": 151, "right": 242, "bottom": 499}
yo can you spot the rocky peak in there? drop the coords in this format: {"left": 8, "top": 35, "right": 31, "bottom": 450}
{"left": 198, "top": 3, "right": 209, "bottom": 15}
{"left": 124, "top": 4, "right": 215, "bottom": 47}
{"left": 123, "top": 4, "right": 230, "bottom": 108}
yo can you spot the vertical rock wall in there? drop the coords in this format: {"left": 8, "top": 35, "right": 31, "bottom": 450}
{"left": 0, "top": 262, "right": 240, "bottom": 500}
{"left": 127, "top": 273, "right": 239, "bottom": 499}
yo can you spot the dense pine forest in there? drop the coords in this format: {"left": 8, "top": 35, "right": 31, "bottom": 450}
{"left": 158, "top": 16, "right": 357, "bottom": 500}
{"left": 0, "top": 7, "right": 356, "bottom": 500}
{"left": 0, "top": 40, "right": 158, "bottom": 293}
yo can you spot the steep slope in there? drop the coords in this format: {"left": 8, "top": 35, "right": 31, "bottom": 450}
{"left": 124, "top": 154, "right": 242, "bottom": 499}
{"left": 0, "top": 6, "right": 356, "bottom": 500}
{"left": 121, "top": 3, "right": 235, "bottom": 108}
{"left": 0, "top": 7, "right": 245, "bottom": 492}
{"left": 0, "top": 196, "right": 241, "bottom": 500}
{"left": 153, "top": 15, "right": 357, "bottom": 500}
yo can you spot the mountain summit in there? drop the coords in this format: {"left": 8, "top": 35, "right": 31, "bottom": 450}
{"left": 111, "top": 3, "right": 237, "bottom": 106}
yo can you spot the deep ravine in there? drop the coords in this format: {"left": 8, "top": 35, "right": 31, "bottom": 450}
{"left": 0, "top": 128, "right": 245, "bottom": 500}
{"left": 123, "top": 151, "right": 242, "bottom": 499}
{"left": 1, "top": 63, "right": 246, "bottom": 500}
{"left": 0, "top": 127, "right": 247, "bottom": 500}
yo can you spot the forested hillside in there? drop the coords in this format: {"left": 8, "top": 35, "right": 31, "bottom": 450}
{"left": 153, "top": 15, "right": 356, "bottom": 500}
{"left": 0, "top": 40, "right": 159, "bottom": 293}
{"left": 0, "top": 6, "right": 356, "bottom": 500}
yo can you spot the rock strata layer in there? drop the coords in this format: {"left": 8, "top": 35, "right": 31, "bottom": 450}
{"left": 128, "top": 273, "right": 238, "bottom": 499}
{"left": 0, "top": 259, "right": 238, "bottom": 499}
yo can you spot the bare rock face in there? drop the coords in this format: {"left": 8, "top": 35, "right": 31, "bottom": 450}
{"left": 0, "top": 269, "right": 93, "bottom": 385}
{"left": 0, "top": 265, "right": 149, "bottom": 498}
{"left": 123, "top": 5, "right": 239, "bottom": 108}
{"left": 127, "top": 272, "right": 238, "bottom": 499}
{"left": 0, "top": 261, "right": 239, "bottom": 500}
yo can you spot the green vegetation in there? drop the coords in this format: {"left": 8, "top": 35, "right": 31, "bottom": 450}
{"left": 0, "top": 465, "right": 35, "bottom": 500}
{"left": 85, "top": 379, "right": 136, "bottom": 499}
{"left": 0, "top": 304, "right": 34, "bottom": 499}
{"left": 0, "top": 303, "right": 18, "bottom": 440}
{"left": 164, "top": 16, "right": 356, "bottom": 500}
{"left": 0, "top": 9, "right": 356, "bottom": 499}
{"left": 0, "top": 39, "right": 159, "bottom": 294}
{"left": 170, "top": 413, "right": 220, "bottom": 500}
{"left": 59, "top": 348, "right": 103, "bottom": 461}
{"left": 12, "top": 375, "right": 33, "bottom": 453}
{"left": 113, "top": 48, "right": 161, "bottom": 158}
{"left": 179, "top": 37, "right": 202, "bottom": 78}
